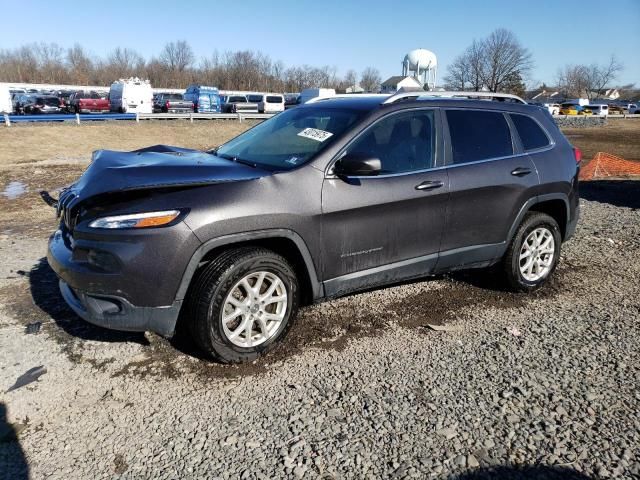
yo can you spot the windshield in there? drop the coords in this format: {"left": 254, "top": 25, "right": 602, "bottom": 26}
{"left": 215, "top": 107, "right": 365, "bottom": 170}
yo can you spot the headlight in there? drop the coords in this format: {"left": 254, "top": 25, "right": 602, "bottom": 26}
{"left": 88, "top": 210, "right": 181, "bottom": 229}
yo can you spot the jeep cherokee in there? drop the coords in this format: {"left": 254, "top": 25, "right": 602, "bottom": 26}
{"left": 46, "top": 92, "right": 580, "bottom": 363}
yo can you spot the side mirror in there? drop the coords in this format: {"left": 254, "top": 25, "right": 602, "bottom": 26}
{"left": 334, "top": 153, "right": 382, "bottom": 177}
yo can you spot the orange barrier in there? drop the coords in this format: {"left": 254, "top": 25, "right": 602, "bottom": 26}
{"left": 579, "top": 152, "right": 640, "bottom": 180}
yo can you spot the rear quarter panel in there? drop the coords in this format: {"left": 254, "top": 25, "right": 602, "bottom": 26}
{"left": 527, "top": 111, "right": 580, "bottom": 226}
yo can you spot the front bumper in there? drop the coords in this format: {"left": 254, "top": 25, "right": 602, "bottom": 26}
{"left": 58, "top": 280, "right": 181, "bottom": 336}
{"left": 47, "top": 222, "right": 200, "bottom": 336}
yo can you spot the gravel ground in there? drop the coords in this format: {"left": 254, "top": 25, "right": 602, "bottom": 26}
{"left": 0, "top": 181, "right": 639, "bottom": 480}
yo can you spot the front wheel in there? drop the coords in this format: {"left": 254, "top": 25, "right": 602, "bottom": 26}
{"left": 502, "top": 212, "right": 561, "bottom": 292}
{"left": 186, "top": 247, "right": 299, "bottom": 363}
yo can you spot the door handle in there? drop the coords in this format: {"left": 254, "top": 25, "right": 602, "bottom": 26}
{"left": 415, "top": 180, "right": 444, "bottom": 191}
{"left": 511, "top": 167, "right": 532, "bottom": 177}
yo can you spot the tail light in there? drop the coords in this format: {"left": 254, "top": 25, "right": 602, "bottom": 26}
{"left": 573, "top": 147, "right": 582, "bottom": 163}
{"left": 193, "top": 102, "right": 198, "bottom": 112}
{"left": 166, "top": 101, "right": 171, "bottom": 109}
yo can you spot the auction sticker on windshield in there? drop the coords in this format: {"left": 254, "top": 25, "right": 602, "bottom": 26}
{"left": 297, "top": 127, "right": 333, "bottom": 142}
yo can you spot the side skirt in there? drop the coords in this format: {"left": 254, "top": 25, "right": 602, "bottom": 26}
{"left": 322, "top": 243, "right": 505, "bottom": 299}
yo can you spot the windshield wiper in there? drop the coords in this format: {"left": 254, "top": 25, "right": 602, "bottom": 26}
{"left": 214, "top": 151, "right": 258, "bottom": 168}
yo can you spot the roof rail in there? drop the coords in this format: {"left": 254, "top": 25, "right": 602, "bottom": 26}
{"left": 382, "top": 91, "right": 527, "bottom": 105}
{"left": 306, "top": 94, "right": 389, "bottom": 104}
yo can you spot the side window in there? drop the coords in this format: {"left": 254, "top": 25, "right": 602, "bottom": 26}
{"left": 347, "top": 110, "right": 435, "bottom": 174}
{"left": 510, "top": 114, "right": 550, "bottom": 151}
{"left": 446, "top": 110, "right": 513, "bottom": 164}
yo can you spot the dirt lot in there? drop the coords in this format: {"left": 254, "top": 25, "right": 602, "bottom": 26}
{"left": 0, "top": 120, "right": 639, "bottom": 479}
{"left": 562, "top": 119, "right": 640, "bottom": 162}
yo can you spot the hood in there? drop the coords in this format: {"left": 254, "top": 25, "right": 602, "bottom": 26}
{"left": 61, "top": 145, "right": 270, "bottom": 208}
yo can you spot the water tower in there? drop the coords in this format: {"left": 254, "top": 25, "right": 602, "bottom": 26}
{"left": 402, "top": 49, "right": 437, "bottom": 90}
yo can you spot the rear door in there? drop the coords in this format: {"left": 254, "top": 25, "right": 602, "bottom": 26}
{"left": 321, "top": 108, "right": 449, "bottom": 296}
{"left": 437, "top": 108, "right": 539, "bottom": 271}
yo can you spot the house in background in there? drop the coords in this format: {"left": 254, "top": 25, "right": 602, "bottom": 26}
{"left": 380, "top": 76, "right": 423, "bottom": 94}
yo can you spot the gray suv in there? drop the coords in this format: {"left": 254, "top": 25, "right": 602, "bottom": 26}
{"left": 46, "top": 92, "right": 580, "bottom": 363}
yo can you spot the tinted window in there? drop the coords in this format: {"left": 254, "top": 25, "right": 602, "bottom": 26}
{"left": 165, "top": 94, "right": 183, "bottom": 100}
{"left": 229, "top": 96, "right": 247, "bottom": 103}
{"left": 266, "top": 96, "right": 283, "bottom": 103}
{"left": 248, "top": 95, "right": 263, "bottom": 102}
{"left": 510, "top": 114, "right": 549, "bottom": 151}
{"left": 347, "top": 110, "right": 435, "bottom": 174}
{"left": 446, "top": 110, "right": 512, "bottom": 164}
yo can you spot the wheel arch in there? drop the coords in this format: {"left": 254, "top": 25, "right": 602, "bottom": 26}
{"left": 175, "top": 229, "right": 322, "bottom": 307}
{"left": 507, "top": 194, "right": 570, "bottom": 245}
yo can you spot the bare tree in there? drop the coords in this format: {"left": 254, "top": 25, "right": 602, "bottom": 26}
{"left": 105, "top": 47, "right": 145, "bottom": 80}
{"left": 444, "top": 40, "right": 484, "bottom": 91}
{"left": 343, "top": 69, "right": 358, "bottom": 90}
{"left": 66, "top": 44, "right": 93, "bottom": 84}
{"left": 443, "top": 53, "right": 469, "bottom": 90}
{"left": 446, "top": 30, "right": 531, "bottom": 92}
{"left": 556, "top": 56, "right": 623, "bottom": 99}
{"left": 587, "top": 55, "right": 623, "bottom": 98}
{"left": 360, "top": 67, "right": 381, "bottom": 92}
{"left": 479, "top": 29, "right": 533, "bottom": 92}
{"left": 159, "top": 40, "right": 195, "bottom": 72}
{"left": 556, "top": 64, "right": 590, "bottom": 97}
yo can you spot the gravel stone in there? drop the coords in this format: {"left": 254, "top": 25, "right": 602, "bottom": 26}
{"left": 1, "top": 188, "right": 639, "bottom": 479}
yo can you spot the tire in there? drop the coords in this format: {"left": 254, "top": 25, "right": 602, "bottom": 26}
{"left": 186, "top": 247, "right": 299, "bottom": 363}
{"left": 501, "top": 212, "right": 561, "bottom": 292}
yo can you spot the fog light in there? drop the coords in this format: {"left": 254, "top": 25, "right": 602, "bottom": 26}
{"left": 87, "top": 250, "right": 120, "bottom": 272}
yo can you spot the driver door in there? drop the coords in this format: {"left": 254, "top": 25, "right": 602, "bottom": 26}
{"left": 320, "top": 108, "right": 449, "bottom": 297}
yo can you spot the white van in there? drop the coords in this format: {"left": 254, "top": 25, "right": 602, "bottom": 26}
{"left": 109, "top": 78, "right": 153, "bottom": 114}
{"left": 258, "top": 94, "right": 285, "bottom": 113}
{"left": 298, "top": 88, "right": 335, "bottom": 105}
{"left": 0, "top": 85, "right": 12, "bottom": 114}
{"left": 586, "top": 104, "right": 609, "bottom": 117}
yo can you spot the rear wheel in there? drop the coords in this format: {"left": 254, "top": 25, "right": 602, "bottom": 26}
{"left": 502, "top": 212, "right": 561, "bottom": 292}
{"left": 186, "top": 247, "right": 299, "bottom": 363}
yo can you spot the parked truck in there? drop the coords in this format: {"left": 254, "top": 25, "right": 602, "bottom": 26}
{"left": 153, "top": 93, "right": 193, "bottom": 113}
{"left": 221, "top": 94, "right": 259, "bottom": 113}
{"left": 68, "top": 91, "right": 110, "bottom": 114}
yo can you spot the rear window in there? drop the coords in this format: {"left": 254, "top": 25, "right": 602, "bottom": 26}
{"left": 248, "top": 95, "right": 263, "bottom": 102}
{"left": 43, "top": 97, "right": 60, "bottom": 106}
{"left": 165, "top": 94, "right": 183, "bottom": 100}
{"left": 266, "top": 96, "right": 283, "bottom": 103}
{"left": 510, "top": 114, "right": 550, "bottom": 151}
{"left": 229, "top": 96, "right": 247, "bottom": 103}
{"left": 446, "top": 110, "right": 513, "bottom": 164}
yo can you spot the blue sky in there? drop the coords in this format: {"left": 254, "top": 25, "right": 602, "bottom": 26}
{"left": 3, "top": 0, "right": 639, "bottom": 87}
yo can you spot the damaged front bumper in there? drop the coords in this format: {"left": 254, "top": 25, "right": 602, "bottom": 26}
{"left": 58, "top": 279, "right": 181, "bottom": 336}
{"left": 46, "top": 220, "right": 199, "bottom": 337}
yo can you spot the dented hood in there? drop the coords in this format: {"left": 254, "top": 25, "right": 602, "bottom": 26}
{"left": 67, "top": 145, "right": 270, "bottom": 203}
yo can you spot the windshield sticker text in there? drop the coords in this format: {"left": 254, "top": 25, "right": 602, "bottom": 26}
{"left": 297, "top": 128, "right": 333, "bottom": 143}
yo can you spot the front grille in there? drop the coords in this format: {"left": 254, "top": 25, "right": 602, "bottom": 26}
{"left": 57, "top": 188, "right": 79, "bottom": 232}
